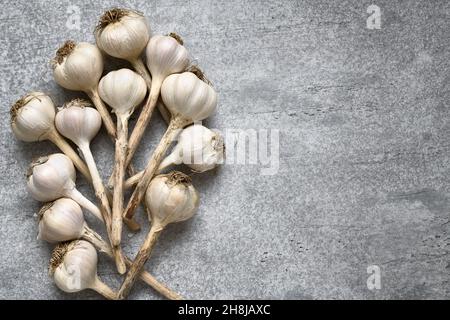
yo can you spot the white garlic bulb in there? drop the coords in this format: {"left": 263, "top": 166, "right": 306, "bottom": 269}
{"left": 50, "top": 240, "right": 116, "bottom": 299}
{"left": 55, "top": 100, "right": 102, "bottom": 147}
{"left": 161, "top": 72, "right": 217, "bottom": 123}
{"left": 118, "top": 171, "right": 199, "bottom": 298}
{"left": 159, "top": 125, "right": 224, "bottom": 172}
{"left": 10, "top": 92, "right": 55, "bottom": 142}
{"left": 37, "top": 198, "right": 85, "bottom": 243}
{"left": 27, "top": 153, "right": 75, "bottom": 201}
{"left": 145, "top": 171, "right": 199, "bottom": 227}
{"left": 98, "top": 68, "right": 147, "bottom": 117}
{"left": 145, "top": 35, "right": 189, "bottom": 83}
{"left": 95, "top": 8, "right": 150, "bottom": 61}
{"left": 53, "top": 41, "right": 103, "bottom": 92}
{"left": 27, "top": 153, "right": 103, "bottom": 221}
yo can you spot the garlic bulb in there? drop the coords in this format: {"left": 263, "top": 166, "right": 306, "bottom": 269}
{"left": 118, "top": 171, "right": 199, "bottom": 299}
{"left": 123, "top": 71, "right": 217, "bottom": 221}
{"left": 95, "top": 8, "right": 150, "bottom": 62}
{"left": 37, "top": 198, "right": 182, "bottom": 300}
{"left": 161, "top": 71, "right": 217, "bottom": 123}
{"left": 124, "top": 35, "right": 190, "bottom": 174}
{"left": 10, "top": 92, "right": 91, "bottom": 180}
{"left": 53, "top": 41, "right": 103, "bottom": 92}
{"left": 10, "top": 92, "right": 55, "bottom": 142}
{"left": 37, "top": 198, "right": 85, "bottom": 243}
{"left": 145, "top": 171, "right": 199, "bottom": 226}
{"left": 160, "top": 124, "right": 224, "bottom": 172}
{"left": 55, "top": 100, "right": 126, "bottom": 274}
{"left": 98, "top": 69, "right": 147, "bottom": 118}
{"left": 146, "top": 35, "right": 190, "bottom": 83}
{"left": 26, "top": 153, "right": 103, "bottom": 221}
{"left": 99, "top": 69, "right": 147, "bottom": 250}
{"left": 55, "top": 99, "right": 101, "bottom": 147}
{"left": 49, "top": 240, "right": 116, "bottom": 299}
{"left": 52, "top": 40, "right": 116, "bottom": 138}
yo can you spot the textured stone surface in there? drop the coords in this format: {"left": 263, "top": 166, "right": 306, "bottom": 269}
{"left": 0, "top": 0, "right": 449, "bottom": 299}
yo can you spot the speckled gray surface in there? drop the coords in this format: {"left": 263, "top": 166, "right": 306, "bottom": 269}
{"left": 0, "top": 0, "right": 449, "bottom": 300}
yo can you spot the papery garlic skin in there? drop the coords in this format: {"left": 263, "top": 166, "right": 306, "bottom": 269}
{"left": 53, "top": 42, "right": 103, "bottom": 92}
{"left": 145, "top": 171, "right": 199, "bottom": 226}
{"left": 161, "top": 125, "right": 224, "bottom": 172}
{"left": 51, "top": 240, "right": 98, "bottom": 293}
{"left": 10, "top": 92, "right": 55, "bottom": 142}
{"left": 95, "top": 9, "right": 150, "bottom": 61}
{"left": 161, "top": 72, "right": 217, "bottom": 122}
{"left": 145, "top": 35, "right": 189, "bottom": 82}
{"left": 27, "top": 154, "right": 76, "bottom": 202}
{"left": 38, "top": 198, "right": 84, "bottom": 243}
{"left": 98, "top": 68, "right": 147, "bottom": 116}
{"left": 55, "top": 100, "right": 102, "bottom": 147}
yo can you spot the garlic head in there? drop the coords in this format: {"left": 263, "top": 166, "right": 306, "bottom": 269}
{"left": 95, "top": 8, "right": 150, "bottom": 61}
{"left": 55, "top": 99, "right": 102, "bottom": 147}
{"left": 27, "top": 153, "right": 76, "bottom": 202}
{"left": 145, "top": 171, "right": 199, "bottom": 227}
{"left": 10, "top": 92, "right": 55, "bottom": 142}
{"left": 53, "top": 41, "right": 104, "bottom": 92}
{"left": 177, "top": 125, "right": 224, "bottom": 172}
{"left": 98, "top": 68, "right": 147, "bottom": 117}
{"left": 161, "top": 72, "right": 217, "bottom": 123}
{"left": 50, "top": 240, "right": 98, "bottom": 293}
{"left": 145, "top": 35, "right": 189, "bottom": 82}
{"left": 38, "top": 198, "right": 85, "bottom": 243}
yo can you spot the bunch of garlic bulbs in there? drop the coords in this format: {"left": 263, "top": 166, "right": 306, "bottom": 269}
{"left": 9, "top": 7, "right": 224, "bottom": 300}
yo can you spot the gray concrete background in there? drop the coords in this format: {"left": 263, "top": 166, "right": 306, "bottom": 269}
{"left": 0, "top": 0, "right": 449, "bottom": 299}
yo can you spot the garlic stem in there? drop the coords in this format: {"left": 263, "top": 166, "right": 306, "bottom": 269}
{"left": 111, "top": 115, "right": 128, "bottom": 249}
{"left": 91, "top": 276, "right": 117, "bottom": 300}
{"left": 82, "top": 225, "right": 112, "bottom": 255}
{"left": 118, "top": 224, "right": 164, "bottom": 299}
{"left": 124, "top": 155, "right": 173, "bottom": 189}
{"left": 47, "top": 129, "right": 91, "bottom": 181}
{"left": 126, "top": 79, "right": 163, "bottom": 171}
{"left": 131, "top": 58, "right": 171, "bottom": 124}
{"left": 86, "top": 88, "right": 116, "bottom": 139}
{"left": 81, "top": 225, "right": 182, "bottom": 300}
{"left": 67, "top": 188, "right": 103, "bottom": 222}
{"left": 124, "top": 171, "right": 143, "bottom": 189}
{"left": 79, "top": 143, "right": 126, "bottom": 274}
{"left": 123, "top": 117, "right": 186, "bottom": 220}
